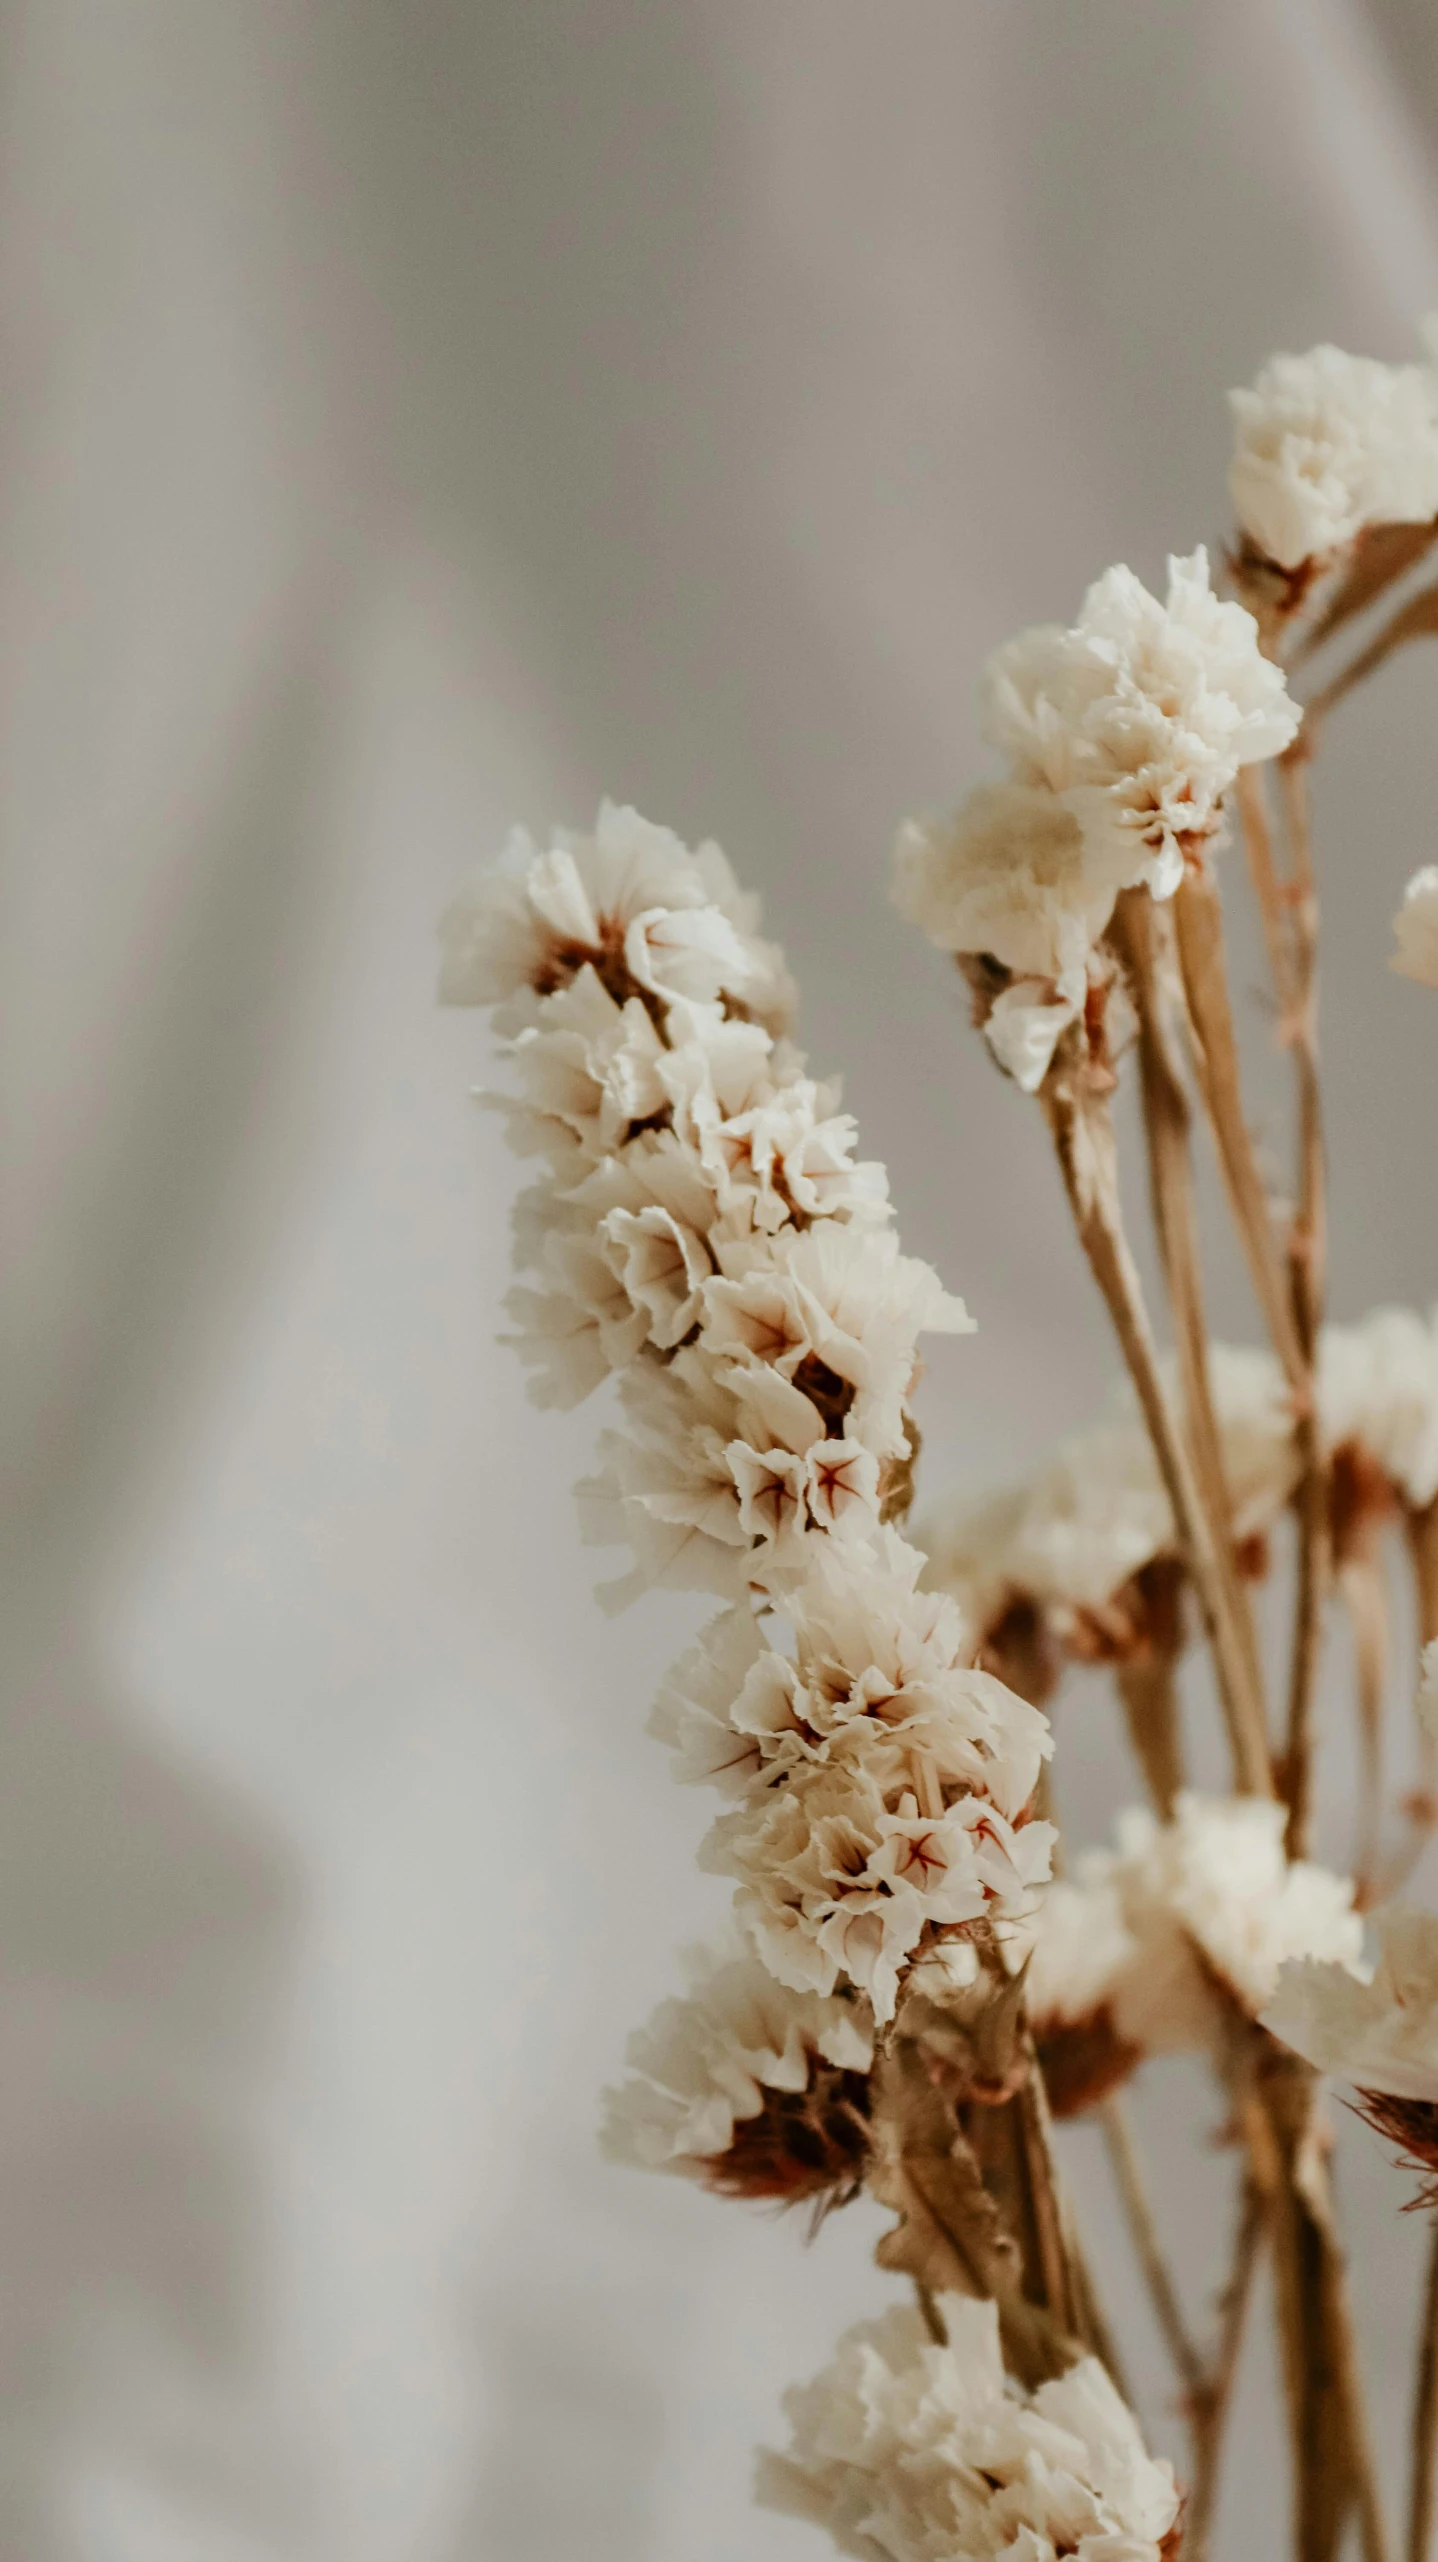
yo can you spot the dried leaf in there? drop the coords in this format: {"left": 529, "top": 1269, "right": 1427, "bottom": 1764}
{"left": 868, "top": 2044, "right": 1079, "bottom": 2387}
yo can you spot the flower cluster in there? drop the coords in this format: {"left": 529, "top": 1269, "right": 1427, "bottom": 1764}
{"left": 1265, "top": 1906, "right": 1438, "bottom": 2105}
{"left": 757, "top": 2296, "right": 1180, "bottom": 2562}
{"left": 1022, "top": 1794, "right": 1362, "bottom": 2112}
{"left": 1228, "top": 330, "right": 1438, "bottom": 572}
{"left": 919, "top": 1346, "right": 1295, "bottom": 1681}
{"left": 1392, "top": 866, "right": 1438, "bottom": 993}
{"left": 448, "top": 803, "right": 1050, "bottom": 2018}
{"left": 893, "top": 549, "right": 1299, "bottom": 1089}
{"left": 600, "top": 1935, "right": 874, "bottom": 2208}
{"left": 922, "top": 1312, "right": 1438, "bottom": 1686}
{"left": 655, "top": 1530, "right": 1053, "bottom": 2021}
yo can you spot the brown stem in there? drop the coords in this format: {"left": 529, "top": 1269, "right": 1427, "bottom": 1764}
{"left": 1340, "top": 1553, "right": 1390, "bottom": 1903}
{"left": 1185, "top": 2175, "right": 1267, "bottom": 2562}
{"left": 1172, "top": 864, "right": 1306, "bottom": 1394}
{"left": 1249, "top": 2043, "right": 1391, "bottom": 2562}
{"left": 1112, "top": 887, "right": 1267, "bottom": 1724}
{"left": 1015, "top": 2037, "right": 1078, "bottom": 2337}
{"left": 1276, "top": 750, "right": 1329, "bottom": 1858}
{"left": 1100, "top": 2095, "right": 1206, "bottom": 2399}
{"left": 1410, "top": 2224, "right": 1438, "bottom": 2562}
{"left": 1114, "top": 1655, "right": 1185, "bottom": 1818}
{"left": 1043, "top": 1076, "right": 1272, "bottom": 1795}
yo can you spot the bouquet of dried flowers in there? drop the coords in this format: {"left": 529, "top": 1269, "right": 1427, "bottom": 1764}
{"left": 444, "top": 320, "right": 1438, "bottom": 2562}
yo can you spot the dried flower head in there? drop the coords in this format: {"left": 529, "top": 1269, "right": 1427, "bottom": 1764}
{"left": 452, "top": 806, "right": 1051, "bottom": 2019}
{"left": 1018, "top": 1793, "right": 1362, "bottom": 2098}
{"left": 919, "top": 1344, "right": 1296, "bottom": 1664}
{"left": 1229, "top": 336, "right": 1438, "bottom": 571}
{"left": 1391, "top": 866, "right": 1438, "bottom": 993}
{"left": 980, "top": 547, "right": 1300, "bottom": 899}
{"left": 1265, "top": 1907, "right": 1438, "bottom": 2202}
{"left": 757, "top": 2295, "right": 1180, "bottom": 2562}
{"left": 653, "top": 1531, "right": 1054, "bottom": 2021}
{"left": 601, "top": 1937, "right": 874, "bottom": 2210}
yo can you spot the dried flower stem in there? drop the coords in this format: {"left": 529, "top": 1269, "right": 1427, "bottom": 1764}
{"left": 1185, "top": 2176, "right": 1267, "bottom": 2562}
{"left": 1114, "top": 1656, "right": 1184, "bottom": 1817}
{"left": 1043, "top": 1076, "right": 1272, "bottom": 1795}
{"left": 1410, "top": 2227, "right": 1438, "bottom": 2562}
{"left": 1112, "top": 887, "right": 1266, "bottom": 1723}
{"left": 1250, "top": 2045, "right": 1391, "bottom": 2562}
{"left": 1172, "top": 863, "right": 1307, "bottom": 1394}
{"left": 1100, "top": 2095, "right": 1206, "bottom": 2400}
{"left": 1276, "top": 746, "right": 1329, "bottom": 1858}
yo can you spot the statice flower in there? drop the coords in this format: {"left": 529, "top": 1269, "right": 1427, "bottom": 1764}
{"left": 920, "top": 1344, "right": 1296, "bottom": 1668}
{"left": 1020, "top": 1793, "right": 1362, "bottom": 2102}
{"left": 1319, "top": 1305, "right": 1438, "bottom": 1512}
{"left": 453, "top": 805, "right": 1051, "bottom": 2016}
{"left": 892, "top": 785, "right": 1116, "bottom": 1091}
{"left": 1265, "top": 1909, "right": 1438, "bottom": 2200}
{"left": 601, "top": 1935, "right": 874, "bottom": 2207}
{"left": 1229, "top": 337, "right": 1438, "bottom": 571}
{"left": 653, "top": 1530, "right": 1054, "bottom": 2021}
{"left": 1392, "top": 866, "right": 1438, "bottom": 991}
{"left": 756, "top": 2295, "right": 1180, "bottom": 2562}
{"left": 1266, "top": 1907, "right": 1438, "bottom": 2103}
{"left": 980, "top": 547, "right": 1300, "bottom": 900}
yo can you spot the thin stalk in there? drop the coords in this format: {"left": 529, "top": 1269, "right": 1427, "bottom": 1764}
{"left": 1043, "top": 1076, "right": 1272, "bottom": 1795}
{"left": 1015, "top": 2037, "right": 1078, "bottom": 2337}
{"left": 1100, "top": 2095, "right": 1205, "bottom": 2400}
{"left": 1185, "top": 2176, "right": 1267, "bottom": 2562}
{"left": 1114, "top": 1654, "right": 1184, "bottom": 1818}
{"left": 1172, "top": 864, "right": 1306, "bottom": 1394}
{"left": 1276, "top": 749, "right": 1329, "bottom": 1856}
{"left": 1409, "top": 2224, "right": 1438, "bottom": 2562}
{"left": 1112, "top": 887, "right": 1267, "bottom": 1725}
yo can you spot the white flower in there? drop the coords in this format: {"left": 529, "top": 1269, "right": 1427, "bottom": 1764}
{"left": 1024, "top": 1873, "right": 1139, "bottom": 2037}
{"left": 578, "top": 1351, "right": 753, "bottom": 1612}
{"left": 702, "top": 1224, "right": 972, "bottom": 1463}
{"left": 981, "top": 548, "right": 1300, "bottom": 898}
{"left": 659, "top": 1539, "right": 1054, "bottom": 2018}
{"left": 757, "top": 2295, "right": 1179, "bottom": 2562}
{"left": 1108, "top": 1793, "right": 1362, "bottom": 2056}
{"left": 919, "top": 1342, "right": 1296, "bottom": 1650}
{"left": 601, "top": 1935, "right": 873, "bottom": 2199}
{"left": 1391, "top": 866, "right": 1438, "bottom": 992}
{"left": 1319, "top": 1305, "right": 1438, "bottom": 1510}
{"left": 1229, "top": 339, "right": 1438, "bottom": 570}
{"left": 1265, "top": 1906, "right": 1438, "bottom": 2105}
{"left": 891, "top": 786, "right": 1120, "bottom": 1089}
{"left": 438, "top": 803, "right": 771, "bottom": 1028}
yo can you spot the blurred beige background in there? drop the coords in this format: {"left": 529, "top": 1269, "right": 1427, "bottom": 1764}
{"left": 5, "top": 3, "right": 1438, "bottom": 2555}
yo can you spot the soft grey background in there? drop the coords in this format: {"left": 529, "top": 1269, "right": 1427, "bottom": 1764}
{"left": 6, "top": 4, "right": 1438, "bottom": 2556}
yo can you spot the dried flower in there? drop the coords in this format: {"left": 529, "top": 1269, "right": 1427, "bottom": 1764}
{"left": 919, "top": 1344, "right": 1296, "bottom": 1661}
{"left": 601, "top": 1936, "right": 874, "bottom": 2207}
{"left": 980, "top": 548, "right": 1300, "bottom": 899}
{"left": 1020, "top": 1794, "right": 1362, "bottom": 2095}
{"left": 756, "top": 2295, "right": 1180, "bottom": 2562}
{"left": 455, "top": 807, "right": 1050, "bottom": 2019}
{"left": 1264, "top": 1906, "right": 1438, "bottom": 2104}
{"left": 1229, "top": 338, "right": 1438, "bottom": 571}
{"left": 1320, "top": 1305, "right": 1438, "bottom": 1512}
{"left": 891, "top": 785, "right": 1115, "bottom": 1091}
{"left": 1265, "top": 1908, "right": 1438, "bottom": 2200}
{"left": 653, "top": 1532, "right": 1054, "bottom": 2021}
{"left": 1391, "top": 866, "right": 1438, "bottom": 992}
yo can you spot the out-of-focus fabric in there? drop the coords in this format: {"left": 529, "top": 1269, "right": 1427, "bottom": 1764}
{"left": 4, "top": 4, "right": 1438, "bottom": 2555}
